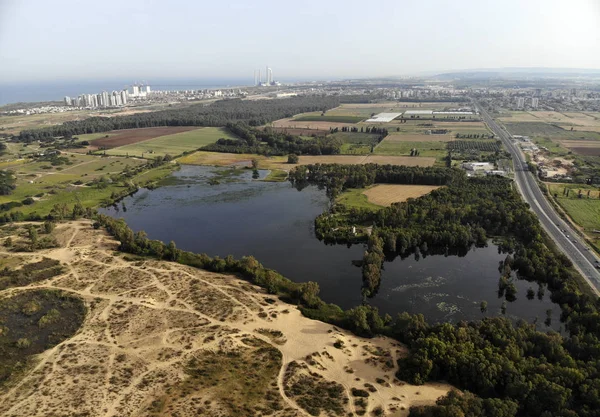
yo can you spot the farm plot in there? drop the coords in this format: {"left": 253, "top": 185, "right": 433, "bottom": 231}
{"left": 91, "top": 126, "right": 199, "bottom": 149}
{"left": 103, "top": 127, "right": 236, "bottom": 158}
{"left": 385, "top": 134, "right": 455, "bottom": 142}
{"left": 448, "top": 141, "right": 502, "bottom": 152}
{"left": 558, "top": 140, "right": 600, "bottom": 157}
{"left": 271, "top": 117, "right": 355, "bottom": 130}
{"left": 293, "top": 115, "right": 364, "bottom": 123}
{"left": 267, "top": 127, "right": 329, "bottom": 137}
{"left": 363, "top": 184, "right": 441, "bottom": 206}
{"left": 375, "top": 138, "right": 447, "bottom": 159}
{"left": 504, "top": 122, "right": 600, "bottom": 140}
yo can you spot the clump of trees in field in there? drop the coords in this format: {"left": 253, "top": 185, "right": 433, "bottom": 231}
{"left": 0, "top": 170, "right": 16, "bottom": 195}
{"left": 202, "top": 123, "right": 344, "bottom": 156}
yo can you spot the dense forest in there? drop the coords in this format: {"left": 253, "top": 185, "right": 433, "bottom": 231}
{"left": 202, "top": 123, "right": 344, "bottom": 156}
{"left": 288, "top": 163, "right": 600, "bottom": 416}
{"left": 14, "top": 96, "right": 355, "bottom": 142}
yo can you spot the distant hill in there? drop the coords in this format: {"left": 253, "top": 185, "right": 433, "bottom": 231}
{"left": 433, "top": 67, "right": 600, "bottom": 80}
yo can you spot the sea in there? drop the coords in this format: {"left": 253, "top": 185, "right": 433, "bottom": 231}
{"left": 0, "top": 78, "right": 256, "bottom": 106}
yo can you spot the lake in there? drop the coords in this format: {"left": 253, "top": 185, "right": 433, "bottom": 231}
{"left": 100, "top": 165, "right": 561, "bottom": 327}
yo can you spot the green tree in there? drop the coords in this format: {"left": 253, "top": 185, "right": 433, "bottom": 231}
{"left": 298, "top": 281, "right": 320, "bottom": 308}
{"left": 43, "top": 221, "right": 55, "bottom": 234}
{"left": 287, "top": 154, "right": 299, "bottom": 164}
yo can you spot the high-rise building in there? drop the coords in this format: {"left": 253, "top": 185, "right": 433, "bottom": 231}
{"left": 531, "top": 97, "right": 539, "bottom": 108}
{"left": 64, "top": 96, "right": 72, "bottom": 106}
{"left": 121, "top": 90, "right": 128, "bottom": 105}
{"left": 145, "top": 85, "right": 151, "bottom": 94}
{"left": 91, "top": 95, "right": 98, "bottom": 108}
{"left": 132, "top": 85, "right": 140, "bottom": 97}
{"left": 516, "top": 97, "right": 525, "bottom": 108}
{"left": 102, "top": 91, "right": 110, "bottom": 107}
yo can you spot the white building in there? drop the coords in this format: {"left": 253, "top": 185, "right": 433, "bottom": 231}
{"left": 120, "top": 90, "right": 128, "bottom": 104}
{"left": 531, "top": 97, "right": 539, "bottom": 108}
{"left": 101, "top": 91, "right": 110, "bottom": 107}
{"left": 462, "top": 162, "right": 494, "bottom": 172}
{"left": 516, "top": 97, "right": 525, "bottom": 108}
{"left": 64, "top": 96, "right": 72, "bottom": 106}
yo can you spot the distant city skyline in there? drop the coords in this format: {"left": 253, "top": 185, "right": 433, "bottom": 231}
{"left": 0, "top": 0, "right": 599, "bottom": 83}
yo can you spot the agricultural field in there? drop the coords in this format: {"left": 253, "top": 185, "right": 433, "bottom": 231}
{"left": 267, "top": 127, "right": 329, "bottom": 137}
{"left": 103, "top": 127, "right": 237, "bottom": 158}
{"left": 330, "top": 131, "right": 381, "bottom": 155}
{"left": 558, "top": 140, "right": 600, "bottom": 157}
{"left": 503, "top": 121, "right": 600, "bottom": 141}
{"left": 374, "top": 137, "right": 447, "bottom": 160}
{"left": 271, "top": 117, "right": 354, "bottom": 131}
{"left": 547, "top": 183, "right": 600, "bottom": 248}
{"left": 293, "top": 114, "right": 364, "bottom": 123}
{"left": 386, "top": 120, "right": 491, "bottom": 137}
{"left": 500, "top": 111, "right": 600, "bottom": 132}
{"left": 73, "top": 132, "right": 116, "bottom": 142}
{"left": 91, "top": 126, "right": 199, "bottom": 149}
{"left": 178, "top": 150, "right": 435, "bottom": 168}
{"left": 384, "top": 133, "right": 455, "bottom": 142}
{"left": 448, "top": 141, "right": 502, "bottom": 152}
{"left": 363, "top": 184, "right": 441, "bottom": 206}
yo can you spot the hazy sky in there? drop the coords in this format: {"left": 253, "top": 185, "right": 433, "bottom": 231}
{"left": 0, "top": 0, "right": 599, "bottom": 82}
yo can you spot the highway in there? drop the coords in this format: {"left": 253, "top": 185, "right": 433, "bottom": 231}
{"left": 474, "top": 101, "right": 600, "bottom": 296}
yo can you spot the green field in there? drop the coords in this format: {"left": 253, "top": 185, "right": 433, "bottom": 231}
{"left": 74, "top": 132, "right": 115, "bottom": 142}
{"left": 330, "top": 132, "right": 380, "bottom": 155}
{"left": 337, "top": 188, "right": 382, "bottom": 210}
{"left": 556, "top": 198, "right": 600, "bottom": 230}
{"left": 293, "top": 115, "right": 364, "bottom": 123}
{"left": 104, "top": 127, "right": 238, "bottom": 158}
{"left": 547, "top": 183, "right": 600, "bottom": 250}
{"left": 374, "top": 140, "right": 447, "bottom": 158}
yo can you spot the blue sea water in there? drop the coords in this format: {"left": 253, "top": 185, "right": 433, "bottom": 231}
{"left": 0, "top": 78, "right": 253, "bottom": 106}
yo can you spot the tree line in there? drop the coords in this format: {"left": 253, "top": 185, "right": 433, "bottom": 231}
{"left": 13, "top": 96, "right": 348, "bottom": 142}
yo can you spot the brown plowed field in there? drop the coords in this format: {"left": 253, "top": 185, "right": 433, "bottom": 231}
{"left": 91, "top": 126, "right": 199, "bottom": 148}
{"left": 570, "top": 148, "right": 600, "bottom": 156}
{"left": 559, "top": 140, "right": 600, "bottom": 156}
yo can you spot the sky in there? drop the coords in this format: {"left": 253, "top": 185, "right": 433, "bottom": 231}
{"left": 0, "top": 0, "right": 599, "bottom": 83}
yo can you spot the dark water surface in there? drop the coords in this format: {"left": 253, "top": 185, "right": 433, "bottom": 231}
{"left": 100, "top": 165, "right": 561, "bottom": 327}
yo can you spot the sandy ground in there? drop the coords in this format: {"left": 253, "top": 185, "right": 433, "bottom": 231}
{"left": 0, "top": 221, "right": 451, "bottom": 417}
{"left": 363, "top": 185, "right": 441, "bottom": 207}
